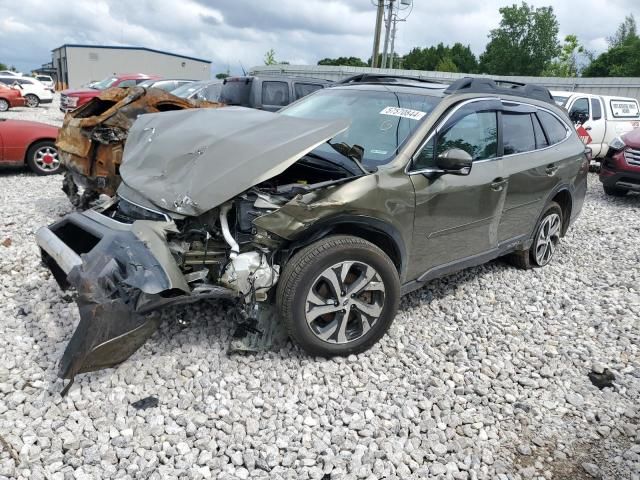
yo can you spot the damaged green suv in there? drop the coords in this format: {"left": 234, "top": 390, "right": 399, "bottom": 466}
{"left": 36, "top": 76, "right": 588, "bottom": 382}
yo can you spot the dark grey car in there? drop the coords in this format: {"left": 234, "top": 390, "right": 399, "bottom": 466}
{"left": 35, "top": 76, "right": 588, "bottom": 383}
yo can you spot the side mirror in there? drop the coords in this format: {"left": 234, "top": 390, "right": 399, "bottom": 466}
{"left": 435, "top": 148, "right": 473, "bottom": 175}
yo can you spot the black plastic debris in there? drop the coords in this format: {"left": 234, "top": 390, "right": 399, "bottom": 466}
{"left": 588, "top": 369, "right": 615, "bottom": 390}
{"left": 131, "top": 396, "right": 159, "bottom": 410}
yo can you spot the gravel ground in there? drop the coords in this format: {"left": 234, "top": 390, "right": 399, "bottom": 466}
{"left": 1, "top": 94, "right": 65, "bottom": 127}
{"left": 0, "top": 117, "right": 639, "bottom": 479}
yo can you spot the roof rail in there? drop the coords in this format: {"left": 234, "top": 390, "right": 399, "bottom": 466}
{"left": 444, "top": 77, "right": 555, "bottom": 104}
{"left": 338, "top": 73, "right": 448, "bottom": 87}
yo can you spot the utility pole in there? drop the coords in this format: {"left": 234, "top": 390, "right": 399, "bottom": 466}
{"left": 389, "top": 12, "right": 398, "bottom": 69}
{"left": 380, "top": 0, "right": 395, "bottom": 69}
{"left": 371, "top": 1, "right": 385, "bottom": 68}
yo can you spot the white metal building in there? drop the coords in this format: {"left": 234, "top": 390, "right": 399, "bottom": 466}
{"left": 51, "top": 44, "right": 211, "bottom": 89}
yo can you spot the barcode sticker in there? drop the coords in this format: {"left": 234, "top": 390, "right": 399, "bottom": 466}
{"left": 380, "top": 106, "right": 427, "bottom": 120}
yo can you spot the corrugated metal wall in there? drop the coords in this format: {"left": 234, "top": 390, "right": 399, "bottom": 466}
{"left": 249, "top": 65, "right": 640, "bottom": 101}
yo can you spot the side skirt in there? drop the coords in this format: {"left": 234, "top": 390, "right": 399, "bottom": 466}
{"left": 400, "top": 234, "right": 530, "bottom": 296}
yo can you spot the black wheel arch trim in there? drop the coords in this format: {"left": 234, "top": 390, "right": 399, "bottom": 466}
{"left": 280, "top": 214, "right": 408, "bottom": 280}
{"left": 532, "top": 183, "right": 573, "bottom": 239}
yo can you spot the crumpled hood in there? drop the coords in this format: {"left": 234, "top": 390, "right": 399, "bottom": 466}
{"left": 118, "top": 107, "right": 349, "bottom": 216}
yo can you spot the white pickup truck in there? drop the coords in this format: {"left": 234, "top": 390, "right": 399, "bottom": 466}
{"left": 551, "top": 90, "right": 640, "bottom": 160}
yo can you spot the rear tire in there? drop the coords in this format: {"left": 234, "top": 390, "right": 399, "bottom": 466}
{"left": 277, "top": 235, "right": 400, "bottom": 357}
{"left": 0, "top": 99, "right": 8, "bottom": 111}
{"left": 26, "top": 141, "right": 61, "bottom": 175}
{"left": 603, "top": 185, "right": 628, "bottom": 197}
{"left": 508, "top": 201, "right": 563, "bottom": 270}
{"left": 24, "top": 94, "right": 39, "bottom": 108}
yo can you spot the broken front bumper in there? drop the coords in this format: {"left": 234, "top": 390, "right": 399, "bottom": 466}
{"left": 36, "top": 209, "right": 235, "bottom": 380}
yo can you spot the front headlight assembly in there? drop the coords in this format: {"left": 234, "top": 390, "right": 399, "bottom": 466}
{"left": 609, "top": 136, "right": 626, "bottom": 151}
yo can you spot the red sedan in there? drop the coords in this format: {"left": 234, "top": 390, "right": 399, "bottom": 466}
{"left": 0, "top": 119, "right": 61, "bottom": 175}
{"left": 0, "top": 84, "right": 25, "bottom": 111}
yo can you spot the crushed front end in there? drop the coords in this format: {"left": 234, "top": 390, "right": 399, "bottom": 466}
{"left": 36, "top": 196, "right": 284, "bottom": 384}
{"left": 37, "top": 108, "right": 355, "bottom": 386}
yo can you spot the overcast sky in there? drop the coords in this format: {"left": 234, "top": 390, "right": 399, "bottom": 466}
{"left": 0, "top": 0, "right": 637, "bottom": 74}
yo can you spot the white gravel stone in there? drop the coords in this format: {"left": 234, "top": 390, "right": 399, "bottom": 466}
{"left": 0, "top": 120, "right": 638, "bottom": 480}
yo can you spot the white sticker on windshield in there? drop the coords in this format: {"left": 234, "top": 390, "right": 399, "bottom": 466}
{"left": 380, "top": 106, "right": 426, "bottom": 120}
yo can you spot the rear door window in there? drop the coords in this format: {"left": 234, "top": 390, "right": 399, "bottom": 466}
{"left": 262, "top": 81, "right": 289, "bottom": 107}
{"left": 502, "top": 112, "right": 536, "bottom": 155}
{"left": 117, "top": 79, "right": 137, "bottom": 87}
{"left": 294, "top": 83, "right": 323, "bottom": 100}
{"left": 591, "top": 98, "right": 603, "bottom": 120}
{"left": 537, "top": 111, "right": 569, "bottom": 145}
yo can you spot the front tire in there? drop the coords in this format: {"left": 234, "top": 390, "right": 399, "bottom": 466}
{"left": 508, "top": 202, "right": 563, "bottom": 269}
{"left": 0, "top": 99, "right": 9, "bottom": 111}
{"left": 24, "top": 94, "right": 40, "bottom": 108}
{"left": 603, "top": 185, "right": 628, "bottom": 197}
{"left": 26, "top": 141, "right": 61, "bottom": 175}
{"left": 277, "top": 235, "right": 400, "bottom": 357}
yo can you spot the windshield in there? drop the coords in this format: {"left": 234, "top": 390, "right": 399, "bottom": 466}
{"left": 553, "top": 95, "right": 570, "bottom": 107}
{"left": 172, "top": 80, "right": 208, "bottom": 98}
{"left": 91, "top": 76, "right": 119, "bottom": 90}
{"left": 280, "top": 87, "right": 441, "bottom": 168}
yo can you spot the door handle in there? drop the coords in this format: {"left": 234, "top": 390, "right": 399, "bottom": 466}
{"left": 491, "top": 177, "right": 507, "bottom": 191}
{"left": 545, "top": 164, "right": 559, "bottom": 176}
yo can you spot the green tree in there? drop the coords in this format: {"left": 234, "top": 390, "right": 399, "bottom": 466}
{"left": 582, "top": 37, "right": 640, "bottom": 77}
{"left": 436, "top": 56, "right": 459, "bottom": 72}
{"left": 479, "top": 2, "right": 560, "bottom": 75}
{"left": 264, "top": 49, "right": 277, "bottom": 65}
{"left": 542, "top": 35, "right": 591, "bottom": 77}
{"left": 608, "top": 14, "right": 637, "bottom": 47}
{"left": 0, "top": 62, "right": 7, "bottom": 71}
{"left": 401, "top": 43, "right": 477, "bottom": 72}
{"left": 318, "top": 56, "right": 367, "bottom": 67}
{"left": 450, "top": 43, "right": 479, "bottom": 73}
{"left": 215, "top": 72, "right": 229, "bottom": 79}
{"left": 583, "top": 15, "right": 640, "bottom": 77}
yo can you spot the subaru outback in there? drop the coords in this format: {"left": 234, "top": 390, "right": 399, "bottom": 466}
{"left": 36, "top": 75, "right": 588, "bottom": 384}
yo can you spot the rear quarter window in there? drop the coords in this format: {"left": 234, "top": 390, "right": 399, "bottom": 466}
{"left": 537, "top": 110, "right": 569, "bottom": 145}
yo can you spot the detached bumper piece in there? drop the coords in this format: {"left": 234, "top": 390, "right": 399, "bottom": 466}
{"left": 36, "top": 210, "right": 236, "bottom": 391}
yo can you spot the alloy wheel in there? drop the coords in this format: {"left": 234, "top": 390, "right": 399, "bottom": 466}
{"left": 534, "top": 213, "right": 561, "bottom": 266}
{"left": 25, "top": 94, "right": 39, "bottom": 108}
{"left": 0, "top": 99, "right": 8, "bottom": 112}
{"left": 305, "top": 260, "right": 386, "bottom": 344}
{"left": 33, "top": 145, "right": 60, "bottom": 172}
